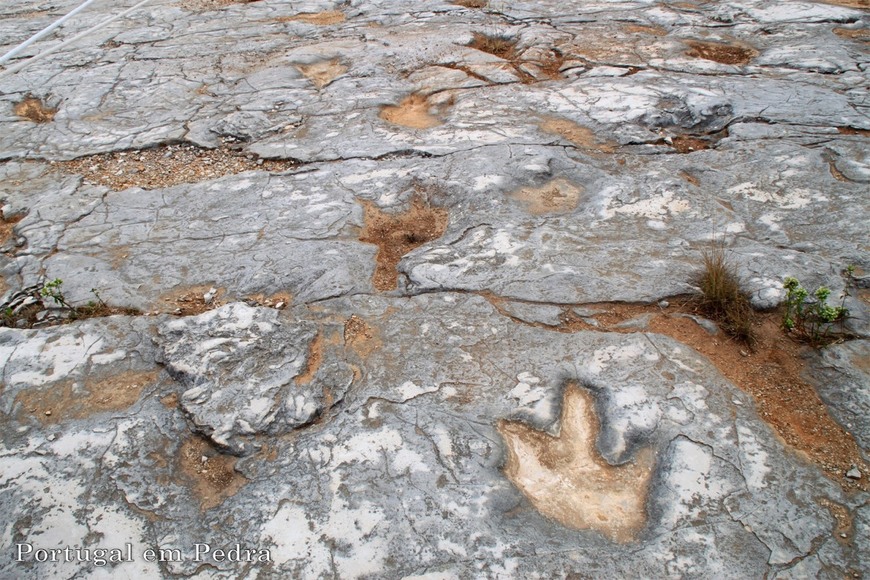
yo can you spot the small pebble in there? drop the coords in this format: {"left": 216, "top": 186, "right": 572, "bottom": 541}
{"left": 275, "top": 301, "right": 285, "bottom": 309}
{"left": 658, "top": 300, "right": 669, "bottom": 308}
{"left": 840, "top": 533, "right": 848, "bottom": 538}
{"left": 44, "top": 410, "right": 51, "bottom": 416}
{"left": 845, "top": 466, "right": 862, "bottom": 480}
{"left": 203, "top": 288, "right": 217, "bottom": 303}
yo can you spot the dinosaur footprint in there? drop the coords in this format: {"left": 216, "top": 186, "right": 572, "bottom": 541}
{"left": 499, "top": 383, "right": 655, "bottom": 543}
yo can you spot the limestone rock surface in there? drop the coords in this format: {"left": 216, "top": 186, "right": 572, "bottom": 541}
{"left": 0, "top": 0, "right": 868, "bottom": 577}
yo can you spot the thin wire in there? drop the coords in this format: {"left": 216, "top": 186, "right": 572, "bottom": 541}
{"left": 0, "top": 0, "right": 153, "bottom": 81}
{"left": 0, "top": 0, "right": 101, "bottom": 65}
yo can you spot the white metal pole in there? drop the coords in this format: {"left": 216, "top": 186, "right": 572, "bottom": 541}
{"left": 0, "top": 0, "right": 153, "bottom": 81}
{"left": 0, "top": 0, "right": 101, "bottom": 65}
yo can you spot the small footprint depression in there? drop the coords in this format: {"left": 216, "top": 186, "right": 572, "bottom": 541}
{"left": 360, "top": 196, "right": 449, "bottom": 291}
{"left": 541, "top": 117, "right": 616, "bottom": 154}
{"left": 510, "top": 178, "right": 583, "bottom": 215}
{"left": 684, "top": 40, "right": 756, "bottom": 65}
{"left": 297, "top": 59, "right": 347, "bottom": 89}
{"left": 380, "top": 94, "right": 447, "bottom": 129}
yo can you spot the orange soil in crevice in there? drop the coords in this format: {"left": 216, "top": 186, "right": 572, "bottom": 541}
{"left": 180, "top": 0, "right": 256, "bottom": 11}
{"left": 344, "top": 315, "right": 382, "bottom": 358}
{"left": 296, "top": 332, "right": 323, "bottom": 385}
{"left": 14, "top": 96, "right": 56, "bottom": 123}
{"left": 680, "top": 170, "right": 701, "bottom": 186}
{"left": 60, "top": 143, "right": 296, "bottom": 191}
{"left": 624, "top": 24, "right": 669, "bottom": 36}
{"left": 0, "top": 212, "right": 23, "bottom": 247}
{"left": 534, "top": 49, "right": 568, "bottom": 80}
{"left": 819, "top": 497, "right": 855, "bottom": 545}
{"left": 671, "top": 135, "right": 711, "bottom": 153}
{"left": 359, "top": 197, "right": 449, "bottom": 291}
{"left": 158, "top": 285, "right": 225, "bottom": 316}
{"left": 177, "top": 436, "right": 248, "bottom": 511}
{"left": 486, "top": 294, "right": 868, "bottom": 492}
{"left": 643, "top": 128, "right": 728, "bottom": 154}
{"left": 823, "top": 151, "right": 849, "bottom": 182}
{"left": 817, "top": 0, "right": 869, "bottom": 8}
{"left": 161, "top": 392, "right": 179, "bottom": 409}
{"left": 648, "top": 312, "right": 868, "bottom": 492}
{"left": 284, "top": 10, "right": 346, "bottom": 25}
{"left": 684, "top": 40, "right": 757, "bottom": 65}
{"left": 467, "top": 33, "right": 564, "bottom": 83}
{"left": 15, "top": 371, "right": 159, "bottom": 424}
{"left": 245, "top": 291, "right": 292, "bottom": 309}
{"left": 833, "top": 27, "right": 870, "bottom": 41}
{"left": 670, "top": 1, "right": 708, "bottom": 9}
{"left": 837, "top": 126, "right": 870, "bottom": 137}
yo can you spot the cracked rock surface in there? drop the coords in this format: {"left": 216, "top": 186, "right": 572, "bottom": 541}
{"left": 1, "top": 0, "right": 868, "bottom": 577}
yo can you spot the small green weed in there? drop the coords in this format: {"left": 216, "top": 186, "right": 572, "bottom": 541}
{"left": 39, "top": 278, "right": 72, "bottom": 309}
{"left": 782, "top": 276, "right": 849, "bottom": 346}
{"left": 1, "top": 280, "right": 137, "bottom": 328}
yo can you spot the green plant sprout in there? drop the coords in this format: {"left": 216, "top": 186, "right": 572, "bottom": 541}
{"left": 1, "top": 280, "right": 135, "bottom": 328}
{"left": 39, "top": 278, "right": 72, "bottom": 309}
{"left": 782, "top": 276, "right": 849, "bottom": 346}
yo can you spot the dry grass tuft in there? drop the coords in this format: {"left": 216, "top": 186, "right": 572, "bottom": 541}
{"left": 696, "top": 245, "right": 757, "bottom": 347}
{"left": 469, "top": 32, "right": 519, "bottom": 60}
{"left": 684, "top": 40, "right": 756, "bottom": 65}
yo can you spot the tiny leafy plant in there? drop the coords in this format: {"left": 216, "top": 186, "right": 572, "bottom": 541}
{"left": 1, "top": 280, "right": 138, "bottom": 328}
{"left": 782, "top": 277, "right": 848, "bottom": 346}
{"left": 39, "top": 278, "right": 72, "bottom": 309}
{"left": 75, "top": 287, "right": 111, "bottom": 317}
{"left": 696, "top": 245, "right": 757, "bottom": 347}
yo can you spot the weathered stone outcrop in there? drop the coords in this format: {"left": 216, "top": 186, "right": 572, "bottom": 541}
{"left": 1, "top": 0, "right": 867, "bottom": 577}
